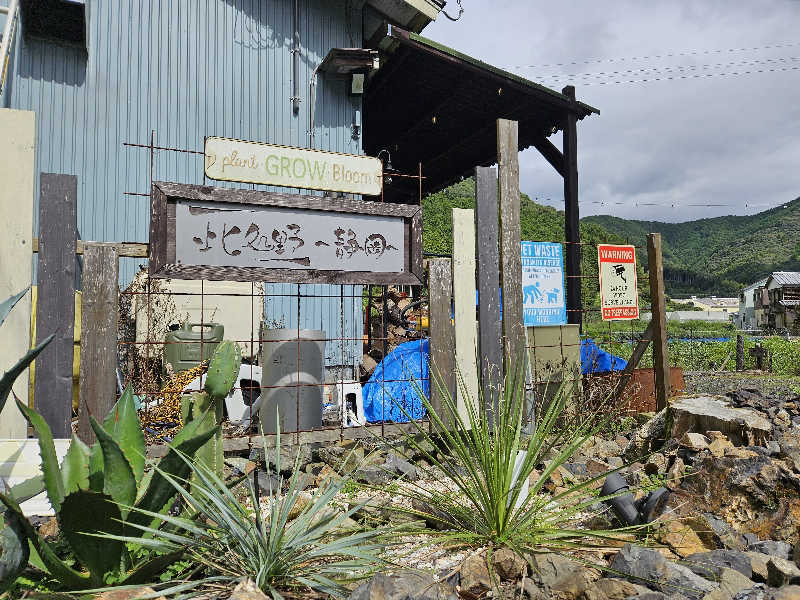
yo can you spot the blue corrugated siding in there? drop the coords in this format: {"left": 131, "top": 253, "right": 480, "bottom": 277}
{"left": 2, "top": 0, "right": 364, "bottom": 366}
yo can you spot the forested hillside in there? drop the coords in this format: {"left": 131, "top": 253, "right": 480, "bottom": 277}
{"left": 584, "top": 196, "right": 800, "bottom": 295}
{"left": 422, "top": 179, "right": 650, "bottom": 311}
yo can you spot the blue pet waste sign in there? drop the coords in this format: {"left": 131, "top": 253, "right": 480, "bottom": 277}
{"left": 521, "top": 241, "right": 567, "bottom": 326}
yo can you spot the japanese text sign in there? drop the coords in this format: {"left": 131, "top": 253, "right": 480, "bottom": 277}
{"left": 598, "top": 244, "right": 639, "bottom": 320}
{"left": 521, "top": 241, "right": 566, "bottom": 326}
{"left": 204, "top": 136, "right": 383, "bottom": 196}
{"left": 149, "top": 182, "right": 422, "bottom": 285}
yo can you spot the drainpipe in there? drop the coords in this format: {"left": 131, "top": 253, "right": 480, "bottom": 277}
{"left": 308, "top": 62, "right": 321, "bottom": 149}
{"left": 291, "top": 0, "right": 300, "bottom": 114}
{"left": 0, "top": 0, "right": 21, "bottom": 98}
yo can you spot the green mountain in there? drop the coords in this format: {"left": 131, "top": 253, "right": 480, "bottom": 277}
{"left": 584, "top": 196, "right": 800, "bottom": 295}
{"left": 422, "top": 179, "right": 650, "bottom": 310}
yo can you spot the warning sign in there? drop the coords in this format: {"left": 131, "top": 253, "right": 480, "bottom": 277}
{"left": 598, "top": 244, "right": 639, "bottom": 320}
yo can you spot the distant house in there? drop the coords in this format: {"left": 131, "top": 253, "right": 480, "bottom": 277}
{"left": 763, "top": 272, "right": 800, "bottom": 331}
{"left": 737, "top": 278, "right": 768, "bottom": 330}
{"left": 688, "top": 296, "right": 739, "bottom": 313}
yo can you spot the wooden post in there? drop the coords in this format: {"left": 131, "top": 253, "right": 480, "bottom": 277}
{"left": 452, "top": 208, "right": 478, "bottom": 422}
{"left": 647, "top": 233, "right": 670, "bottom": 411}
{"left": 474, "top": 166, "right": 502, "bottom": 422}
{"left": 562, "top": 86, "right": 582, "bottom": 328}
{"left": 428, "top": 258, "right": 456, "bottom": 427}
{"left": 78, "top": 243, "right": 119, "bottom": 443}
{"left": 34, "top": 173, "right": 77, "bottom": 438}
{"left": 497, "top": 119, "right": 525, "bottom": 373}
{"left": 736, "top": 335, "right": 744, "bottom": 371}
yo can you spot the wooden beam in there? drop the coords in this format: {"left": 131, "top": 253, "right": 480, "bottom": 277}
{"left": 647, "top": 233, "right": 670, "bottom": 411}
{"left": 613, "top": 320, "right": 654, "bottom": 400}
{"left": 34, "top": 173, "right": 77, "bottom": 438}
{"left": 497, "top": 119, "right": 525, "bottom": 370}
{"left": 428, "top": 258, "right": 456, "bottom": 427}
{"left": 474, "top": 167, "right": 502, "bottom": 422}
{"left": 562, "top": 86, "right": 582, "bottom": 327}
{"left": 78, "top": 243, "right": 119, "bottom": 444}
{"left": 452, "top": 208, "right": 478, "bottom": 423}
{"left": 32, "top": 238, "right": 148, "bottom": 258}
{"left": 532, "top": 136, "right": 566, "bottom": 178}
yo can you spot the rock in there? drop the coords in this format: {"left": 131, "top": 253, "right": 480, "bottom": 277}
{"left": 615, "top": 435, "right": 630, "bottom": 449}
{"left": 767, "top": 441, "right": 782, "bottom": 456}
{"left": 610, "top": 543, "right": 717, "bottom": 599}
{"left": 767, "top": 557, "right": 800, "bottom": 587}
{"left": 645, "top": 453, "right": 668, "bottom": 475}
{"left": 96, "top": 588, "right": 166, "bottom": 600}
{"left": 685, "top": 550, "right": 754, "bottom": 580}
{"left": 226, "top": 457, "right": 257, "bottom": 475}
{"left": 38, "top": 517, "right": 59, "bottom": 539}
{"left": 622, "top": 408, "right": 667, "bottom": 462}
{"left": 360, "top": 354, "right": 378, "bottom": 378}
{"left": 657, "top": 520, "right": 713, "bottom": 557}
{"left": 286, "top": 491, "right": 314, "bottom": 521}
{"left": 581, "top": 578, "right": 642, "bottom": 600}
{"left": 794, "top": 542, "right": 800, "bottom": 567}
{"left": 747, "top": 552, "right": 771, "bottom": 582}
{"left": 230, "top": 579, "right": 270, "bottom": 600}
{"left": 315, "top": 464, "right": 342, "bottom": 487}
{"left": 251, "top": 469, "right": 281, "bottom": 493}
{"left": 349, "top": 572, "right": 458, "bottom": 600}
{"left": 607, "top": 456, "right": 624, "bottom": 470}
{"left": 702, "top": 568, "right": 755, "bottom": 600}
{"left": 458, "top": 554, "right": 491, "bottom": 600}
{"left": 491, "top": 547, "right": 526, "bottom": 581}
{"left": 586, "top": 438, "right": 621, "bottom": 460}
{"left": 669, "top": 396, "right": 771, "bottom": 446}
{"left": 707, "top": 434, "right": 735, "bottom": 458}
{"left": 750, "top": 541, "right": 794, "bottom": 561}
{"left": 688, "top": 513, "right": 747, "bottom": 551}
{"left": 681, "top": 432, "right": 711, "bottom": 451}
{"left": 355, "top": 465, "right": 393, "bottom": 486}
{"left": 383, "top": 452, "right": 420, "bottom": 481}
{"left": 527, "top": 552, "right": 598, "bottom": 597}
{"left": 411, "top": 497, "right": 458, "bottom": 530}
{"left": 731, "top": 584, "right": 800, "bottom": 599}
{"left": 666, "top": 457, "right": 686, "bottom": 490}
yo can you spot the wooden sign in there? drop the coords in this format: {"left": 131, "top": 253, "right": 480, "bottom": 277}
{"left": 204, "top": 136, "right": 383, "bottom": 196}
{"left": 598, "top": 244, "right": 639, "bottom": 320}
{"left": 149, "top": 182, "right": 422, "bottom": 285}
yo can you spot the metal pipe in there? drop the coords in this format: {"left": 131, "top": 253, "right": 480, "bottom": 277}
{"left": 291, "top": 0, "right": 300, "bottom": 114}
{"left": 308, "top": 62, "right": 321, "bottom": 149}
{"left": 0, "top": 0, "right": 21, "bottom": 98}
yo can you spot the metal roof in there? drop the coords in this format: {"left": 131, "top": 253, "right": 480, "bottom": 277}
{"left": 779, "top": 300, "right": 800, "bottom": 307}
{"left": 767, "top": 272, "right": 800, "bottom": 287}
{"left": 364, "top": 25, "right": 599, "bottom": 200}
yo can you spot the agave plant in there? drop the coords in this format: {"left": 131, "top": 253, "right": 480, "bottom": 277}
{"left": 392, "top": 362, "right": 642, "bottom": 559}
{"left": 110, "top": 433, "right": 388, "bottom": 599}
{"left": 0, "top": 340, "right": 241, "bottom": 590}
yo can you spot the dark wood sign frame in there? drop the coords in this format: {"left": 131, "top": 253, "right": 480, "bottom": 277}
{"left": 149, "top": 181, "right": 423, "bottom": 285}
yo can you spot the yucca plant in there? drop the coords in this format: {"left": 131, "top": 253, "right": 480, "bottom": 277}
{"left": 109, "top": 433, "right": 389, "bottom": 599}
{"left": 392, "top": 361, "right": 643, "bottom": 559}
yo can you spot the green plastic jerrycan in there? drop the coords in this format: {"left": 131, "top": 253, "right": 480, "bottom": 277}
{"left": 163, "top": 322, "right": 225, "bottom": 373}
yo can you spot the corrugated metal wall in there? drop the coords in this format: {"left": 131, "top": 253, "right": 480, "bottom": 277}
{"left": 2, "top": 0, "right": 365, "bottom": 367}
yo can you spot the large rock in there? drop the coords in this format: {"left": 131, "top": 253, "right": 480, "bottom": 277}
{"left": 702, "top": 568, "right": 755, "bottom": 600}
{"left": 684, "top": 550, "right": 754, "bottom": 580}
{"left": 230, "top": 579, "right": 271, "bottom": 600}
{"left": 732, "top": 584, "right": 800, "bottom": 599}
{"left": 750, "top": 541, "right": 794, "bottom": 561}
{"left": 657, "top": 521, "right": 713, "bottom": 557}
{"left": 97, "top": 589, "right": 166, "bottom": 600}
{"left": 491, "top": 547, "right": 526, "bottom": 581}
{"left": 622, "top": 408, "right": 667, "bottom": 462}
{"left": 349, "top": 572, "right": 458, "bottom": 600}
{"left": 609, "top": 544, "right": 718, "bottom": 599}
{"left": 767, "top": 557, "right": 800, "bottom": 587}
{"left": 458, "top": 554, "right": 491, "bottom": 600}
{"left": 680, "top": 452, "right": 800, "bottom": 545}
{"left": 669, "top": 396, "right": 771, "bottom": 446}
{"left": 526, "top": 553, "right": 599, "bottom": 597}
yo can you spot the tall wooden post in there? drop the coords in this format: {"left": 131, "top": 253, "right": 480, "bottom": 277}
{"left": 736, "top": 335, "right": 744, "bottom": 371}
{"left": 647, "top": 233, "right": 670, "bottom": 411}
{"left": 497, "top": 119, "right": 525, "bottom": 372}
{"left": 35, "top": 173, "right": 77, "bottom": 438}
{"left": 78, "top": 243, "right": 119, "bottom": 443}
{"left": 475, "top": 167, "right": 502, "bottom": 422}
{"left": 563, "top": 86, "right": 582, "bottom": 328}
{"left": 452, "top": 208, "right": 478, "bottom": 422}
{"left": 428, "top": 258, "right": 456, "bottom": 427}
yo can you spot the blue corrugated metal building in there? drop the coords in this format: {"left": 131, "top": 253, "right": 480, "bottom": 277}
{"left": 0, "top": 0, "right": 440, "bottom": 368}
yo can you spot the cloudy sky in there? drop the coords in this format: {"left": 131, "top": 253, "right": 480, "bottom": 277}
{"left": 424, "top": 1, "right": 800, "bottom": 222}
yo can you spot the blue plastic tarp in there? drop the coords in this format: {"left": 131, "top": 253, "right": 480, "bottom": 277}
{"left": 580, "top": 338, "right": 627, "bottom": 374}
{"left": 362, "top": 339, "right": 429, "bottom": 423}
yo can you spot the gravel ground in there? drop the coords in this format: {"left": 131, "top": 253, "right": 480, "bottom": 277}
{"left": 683, "top": 370, "right": 800, "bottom": 398}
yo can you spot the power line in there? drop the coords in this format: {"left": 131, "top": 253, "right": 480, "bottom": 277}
{"left": 512, "top": 41, "right": 800, "bottom": 70}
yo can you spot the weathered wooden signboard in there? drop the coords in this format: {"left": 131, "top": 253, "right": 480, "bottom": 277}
{"left": 598, "top": 243, "right": 639, "bottom": 320}
{"left": 204, "top": 136, "right": 383, "bottom": 196}
{"left": 149, "top": 182, "right": 422, "bottom": 284}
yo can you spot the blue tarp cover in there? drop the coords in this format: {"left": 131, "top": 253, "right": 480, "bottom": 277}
{"left": 363, "top": 339, "right": 429, "bottom": 423}
{"left": 580, "top": 338, "right": 627, "bottom": 374}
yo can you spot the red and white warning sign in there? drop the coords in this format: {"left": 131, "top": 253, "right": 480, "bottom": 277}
{"left": 598, "top": 244, "right": 639, "bottom": 320}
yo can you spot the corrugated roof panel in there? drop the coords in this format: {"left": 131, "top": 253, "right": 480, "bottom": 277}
{"left": 770, "top": 272, "right": 800, "bottom": 287}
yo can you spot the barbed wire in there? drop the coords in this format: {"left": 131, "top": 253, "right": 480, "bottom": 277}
{"left": 511, "top": 41, "right": 800, "bottom": 70}
{"left": 529, "top": 196, "right": 793, "bottom": 210}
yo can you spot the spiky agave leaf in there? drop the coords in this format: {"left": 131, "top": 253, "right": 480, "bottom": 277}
{"left": 1, "top": 335, "right": 53, "bottom": 415}
{"left": 0, "top": 288, "right": 29, "bottom": 329}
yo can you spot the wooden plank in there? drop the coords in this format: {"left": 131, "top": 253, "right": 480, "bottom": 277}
{"left": 452, "top": 208, "right": 478, "bottom": 422}
{"left": 647, "top": 233, "right": 670, "bottom": 411}
{"left": 531, "top": 136, "right": 566, "bottom": 177}
{"left": 0, "top": 109, "right": 36, "bottom": 438}
{"left": 562, "top": 86, "right": 582, "bottom": 327}
{"left": 613, "top": 320, "right": 653, "bottom": 399}
{"left": 34, "top": 173, "right": 77, "bottom": 438}
{"left": 78, "top": 243, "right": 119, "bottom": 444}
{"left": 497, "top": 119, "right": 525, "bottom": 371}
{"left": 32, "top": 238, "right": 148, "bottom": 258}
{"left": 428, "top": 258, "right": 456, "bottom": 427}
{"left": 474, "top": 167, "right": 503, "bottom": 422}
